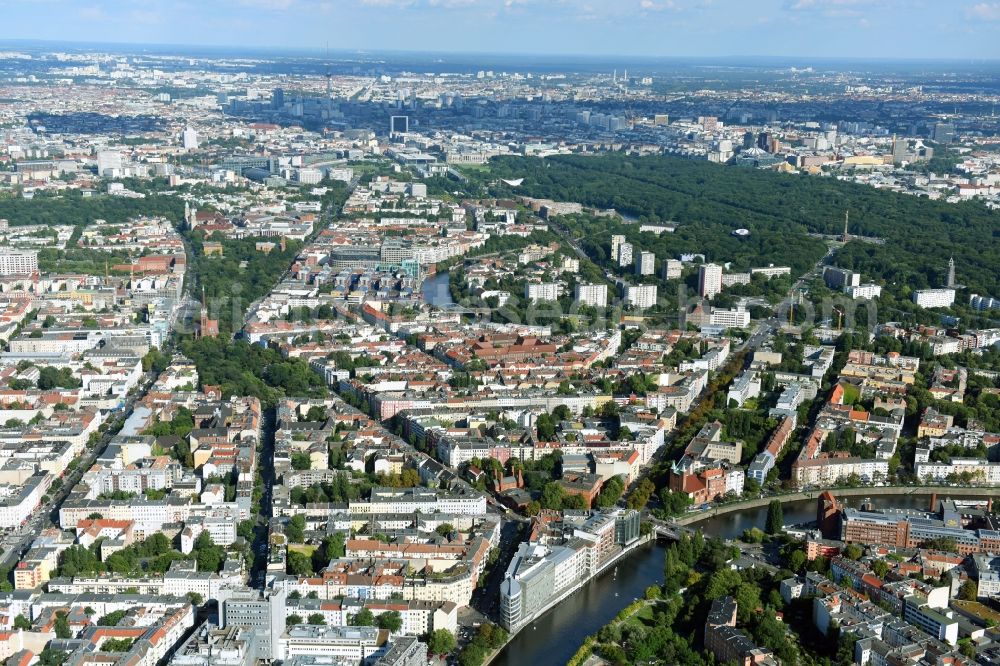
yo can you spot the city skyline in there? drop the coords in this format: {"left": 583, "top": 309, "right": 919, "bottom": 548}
{"left": 1, "top": 9, "right": 1000, "bottom": 665}
{"left": 2, "top": 0, "right": 1000, "bottom": 61}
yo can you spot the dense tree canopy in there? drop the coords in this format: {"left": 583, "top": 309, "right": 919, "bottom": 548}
{"left": 179, "top": 337, "right": 327, "bottom": 407}
{"left": 482, "top": 153, "right": 1000, "bottom": 298}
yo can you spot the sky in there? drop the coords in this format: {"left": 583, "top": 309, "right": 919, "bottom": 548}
{"left": 1, "top": 0, "right": 999, "bottom": 60}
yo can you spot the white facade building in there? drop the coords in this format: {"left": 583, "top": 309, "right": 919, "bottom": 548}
{"left": 96, "top": 150, "right": 123, "bottom": 176}
{"left": 0, "top": 250, "right": 38, "bottom": 276}
{"left": 623, "top": 284, "right": 657, "bottom": 309}
{"left": 182, "top": 127, "right": 199, "bottom": 150}
{"left": 635, "top": 251, "right": 655, "bottom": 276}
{"left": 663, "top": 259, "right": 683, "bottom": 280}
{"left": 525, "top": 283, "right": 562, "bottom": 303}
{"left": 575, "top": 283, "right": 608, "bottom": 308}
{"left": 698, "top": 263, "right": 723, "bottom": 299}
{"left": 913, "top": 289, "right": 956, "bottom": 308}
{"left": 617, "top": 242, "right": 633, "bottom": 268}
{"left": 847, "top": 283, "right": 882, "bottom": 300}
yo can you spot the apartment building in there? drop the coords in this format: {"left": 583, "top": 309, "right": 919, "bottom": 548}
{"left": 623, "top": 283, "right": 657, "bottom": 309}
{"left": 575, "top": 283, "right": 608, "bottom": 308}
{"left": 698, "top": 263, "right": 723, "bottom": 299}
{"left": 913, "top": 289, "right": 956, "bottom": 308}
{"left": 0, "top": 251, "right": 38, "bottom": 276}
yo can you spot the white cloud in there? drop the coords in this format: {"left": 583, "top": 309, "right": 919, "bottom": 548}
{"left": 640, "top": 0, "right": 679, "bottom": 10}
{"left": 236, "top": 0, "right": 297, "bottom": 8}
{"left": 77, "top": 5, "right": 106, "bottom": 20}
{"left": 785, "top": 0, "right": 877, "bottom": 10}
{"left": 968, "top": 2, "right": 1000, "bottom": 20}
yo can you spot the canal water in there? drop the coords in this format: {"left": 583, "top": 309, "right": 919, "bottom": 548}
{"left": 492, "top": 540, "right": 667, "bottom": 666}
{"left": 422, "top": 271, "right": 454, "bottom": 307}
{"left": 493, "top": 493, "right": 967, "bottom": 665}
{"left": 694, "top": 493, "right": 939, "bottom": 540}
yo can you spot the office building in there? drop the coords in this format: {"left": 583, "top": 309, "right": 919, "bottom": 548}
{"left": 279, "top": 626, "right": 383, "bottom": 663}
{"left": 913, "top": 289, "right": 956, "bottom": 309}
{"left": 373, "top": 636, "right": 425, "bottom": 666}
{"left": 182, "top": 127, "right": 199, "bottom": 151}
{"left": 575, "top": 283, "right": 608, "bottom": 308}
{"left": 902, "top": 602, "right": 958, "bottom": 645}
{"left": 390, "top": 116, "right": 409, "bottom": 136}
{"left": 822, "top": 266, "right": 860, "bottom": 290}
{"left": 272, "top": 87, "right": 285, "bottom": 109}
{"left": 0, "top": 250, "right": 38, "bottom": 276}
{"left": 698, "top": 263, "right": 723, "bottom": 299}
{"left": 295, "top": 168, "right": 323, "bottom": 185}
{"left": 707, "top": 306, "right": 750, "bottom": 329}
{"left": 222, "top": 588, "right": 287, "bottom": 661}
{"left": 635, "top": 251, "right": 655, "bottom": 276}
{"left": 846, "top": 283, "right": 882, "bottom": 300}
{"left": 500, "top": 510, "right": 640, "bottom": 631}
{"left": 380, "top": 239, "right": 415, "bottom": 265}
{"left": 624, "top": 284, "right": 657, "bottom": 309}
{"left": 839, "top": 501, "right": 1000, "bottom": 556}
{"left": 96, "top": 150, "right": 123, "bottom": 177}
{"left": 973, "top": 553, "right": 1000, "bottom": 599}
{"left": 173, "top": 624, "right": 257, "bottom": 666}
{"left": 933, "top": 122, "right": 956, "bottom": 144}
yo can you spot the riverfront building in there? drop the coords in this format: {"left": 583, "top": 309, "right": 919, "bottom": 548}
{"left": 499, "top": 508, "right": 641, "bottom": 631}
{"left": 836, "top": 498, "right": 1000, "bottom": 555}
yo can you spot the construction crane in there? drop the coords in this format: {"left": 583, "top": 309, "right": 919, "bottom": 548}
{"left": 833, "top": 305, "right": 844, "bottom": 330}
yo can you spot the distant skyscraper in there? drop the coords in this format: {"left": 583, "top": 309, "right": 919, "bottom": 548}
{"left": 624, "top": 283, "right": 657, "bottom": 309}
{"left": 222, "top": 589, "right": 286, "bottom": 661}
{"left": 182, "top": 126, "right": 199, "bottom": 151}
{"left": 390, "top": 115, "right": 409, "bottom": 137}
{"left": 575, "top": 283, "right": 608, "bottom": 308}
{"left": 663, "top": 259, "right": 683, "bottom": 280}
{"left": 947, "top": 257, "right": 956, "bottom": 288}
{"left": 610, "top": 235, "right": 625, "bottom": 260}
{"left": 96, "top": 150, "right": 122, "bottom": 177}
{"left": 698, "top": 263, "right": 723, "bottom": 299}
{"left": 892, "top": 135, "right": 908, "bottom": 162}
{"left": 271, "top": 87, "right": 284, "bottom": 109}
{"left": 617, "top": 242, "right": 633, "bottom": 268}
{"left": 933, "top": 122, "right": 956, "bottom": 144}
{"left": 635, "top": 251, "right": 655, "bottom": 276}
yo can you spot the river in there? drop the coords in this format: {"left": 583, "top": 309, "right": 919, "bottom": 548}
{"left": 494, "top": 493, "right": 972, "bottom": 665}
{"left": 422, "top": 271, "right": 454, "bottom": 307}
{"left": 694, "top": 493, "right": 941, "bottom": 540}
{"left": 491, "top": 540, "right": 667, "bottom": 666}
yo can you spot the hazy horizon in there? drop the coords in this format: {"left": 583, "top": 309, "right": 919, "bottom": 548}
{"left": 6, "top": 37, "right": 1000, "bottom": 66}
{"left": 2, "top": 0, "right": 999, "bottom": 61}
